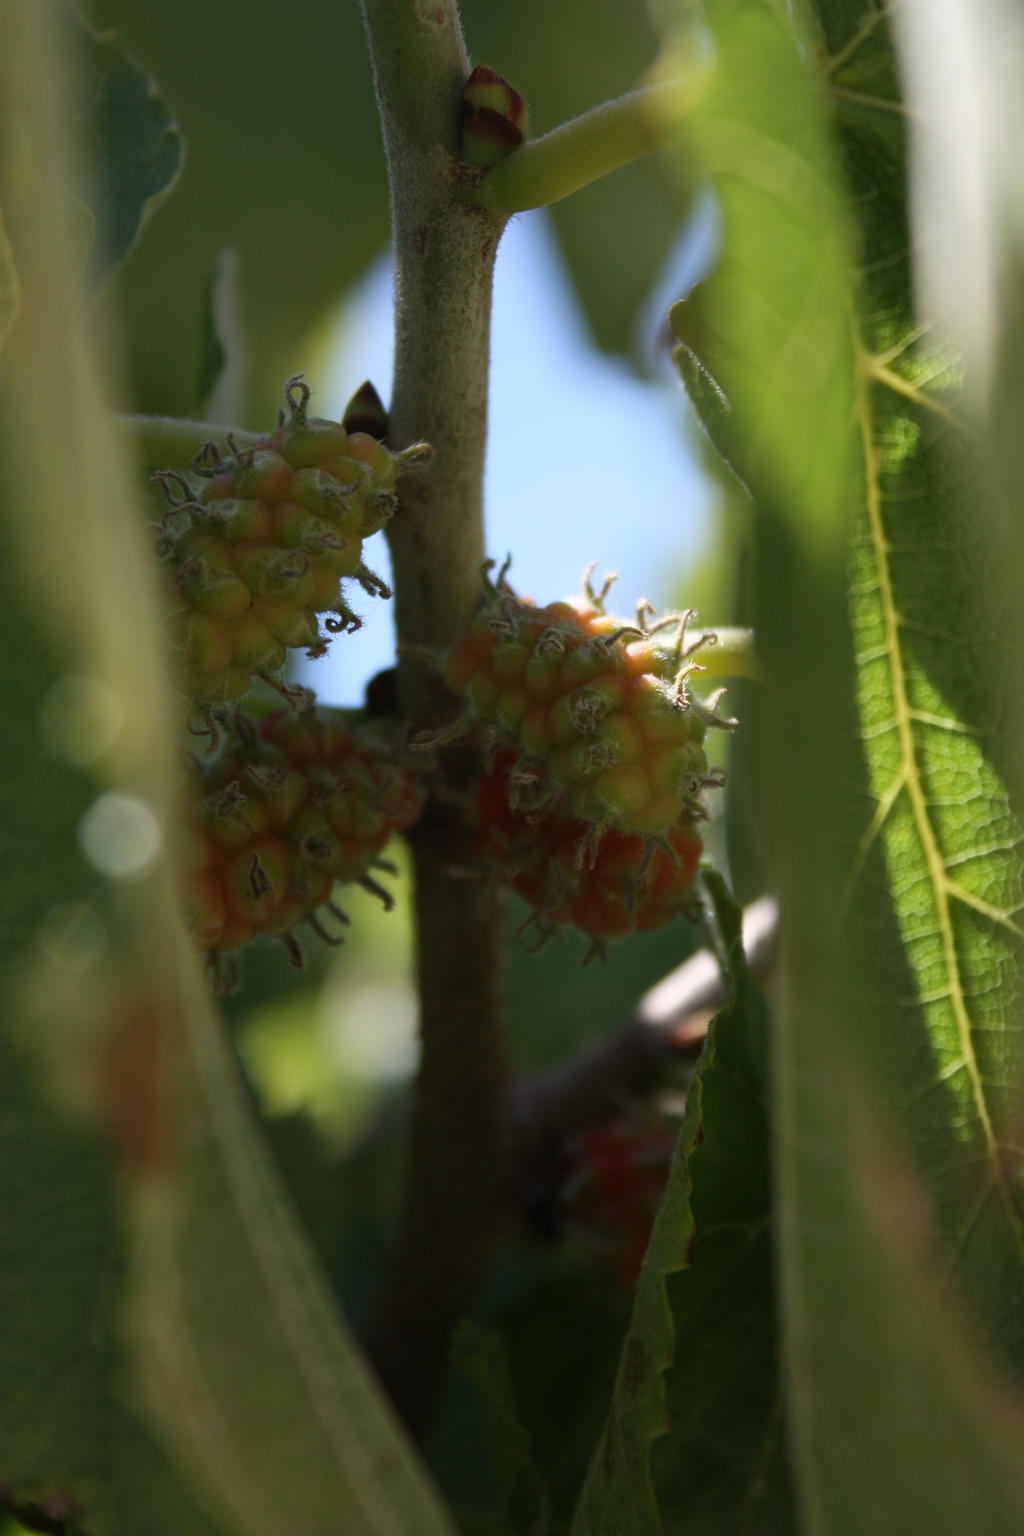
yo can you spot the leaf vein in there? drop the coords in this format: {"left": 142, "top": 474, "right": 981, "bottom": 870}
{"left": 856, "top": 343, "right": 1024, "bottom": 1256}
{"left": 943, "top": 879, "right": 1024, "bottom": 939}
{"left": 822, "top": 2, "right": 889, "bottom": 79}
{"left": 831, "top": 84, "right": 909, "bottom": 117}
{"left": 868, "top": 356, "right": 974, "bottom": 435}
{"left": 840, "top": 764, "right": 908, "bottom": 911}
{"left": 907, "top": 709, "right": 990, "bottom": 736}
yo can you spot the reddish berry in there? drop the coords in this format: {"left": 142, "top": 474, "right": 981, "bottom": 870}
{"left": 569, "top": 1115, "right": 679, "bottom": 1289}
{"left": 182, "top": 704, "right": 423, "bottom": 977}
{"left": 474, "top": 752, "right": 702, "bottom": 949}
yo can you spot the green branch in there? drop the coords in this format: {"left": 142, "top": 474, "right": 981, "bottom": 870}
{"left": 115, "top": 414, "right": 259, "bottom": 470}
{"left": 476, "top": 81, "right": 681, "bottom": 213}
{"left": 690, "top": 626, "right": 764, "bottom": 685}
{"left": 358, "top": 0, "right": 510, "bottom": 1438}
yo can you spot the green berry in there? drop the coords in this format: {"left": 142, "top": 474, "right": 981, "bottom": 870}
{"left": 442, "top": 571, "right": 734, "bottom": 840}
{"left": 252, "top": 594, "right": 319, "bottom": 649}
{"left": 229, "top": 613, "right": 287, "bottom": 671}
{"left": 279, "top": 418, "right": 351, "bottom": 470}
{"left": 177, "top": 611, "right": 233, "bottom": 676}
{"left": 231, "top": 544, "right": 314, "bottom": 605}
{"left": 153, "top": 375, "right": 429, "bottom": 705}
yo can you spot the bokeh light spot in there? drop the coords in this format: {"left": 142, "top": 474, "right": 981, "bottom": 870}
{"left": 78, "top": 792, "right": 162, "bottom": 881}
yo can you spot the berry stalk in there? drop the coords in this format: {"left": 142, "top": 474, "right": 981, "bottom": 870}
{"left": 359, "top": 0, "right": 511, "bottom": 1435}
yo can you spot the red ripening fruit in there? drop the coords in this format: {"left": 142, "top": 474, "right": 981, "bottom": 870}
{"left": 475, "top": 752, "right": 703, "bottom": 953}
{"left": 182, "top": 704, "right": 422, "bottom": 983}
{"left": 569, "top": 1116, "right": 679, "bottom": 1290}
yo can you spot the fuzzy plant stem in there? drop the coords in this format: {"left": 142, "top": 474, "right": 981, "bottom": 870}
{"left": 359, "top": 0, "right": 510, "bottom": 1437}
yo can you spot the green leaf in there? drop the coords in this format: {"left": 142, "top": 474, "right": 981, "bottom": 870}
{"left": 835, "top": 12, "right": 1024, "bottom": 1366}
{"left": 0, "top": 3, "right": 182, "bottom": 305}
{"left": 68, "top": 5, "right": 184, "bottom": 293}
{"left": 650, "top": 878, "right": 793, "bottom": 1533}
{"left": 194, "top": 247, "right": 246, "bottom": 421}
{"left": 571, "top": 875, "right": 793, "bottom": 1534}
{"left": 568, "top": 1045, "right": 695, "bottom": 1534}
{"left": 779, "top": 5, "right": 1024, "bottom": 1528}
{"left": 668, "top": 1, "right": 855, "bottom": 557}
{"left": 429, "top": 1251, "right": 633, "bottom": 1532}
{"left": 476, "top": 0, "right": 689, "bottom": 355}
{"left": 81, "top": 0, "right": 390, "bottom": 415}
{"left": 452, "top": 1322, "right": 549, "bottom": 1535}
{"left": 665, "top": 0, "right": 1024, "bottom": 1529}
{"left": 0, "top": 10, "right": 455, "bottom": 1532}
{"left": 82, "top": 0, "right": 686, "bottom": 417}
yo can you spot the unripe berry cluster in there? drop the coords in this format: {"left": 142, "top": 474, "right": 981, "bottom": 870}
{"left": 445, "top": 564, "right": 733, "bottom": 842}
{"left": 185, "top": 704, "right": 421, "bottom": 976}
{"left": 155, "top": 376, "right": 428, "bottom": 704}
{"left": 475, "top": 752, "right": 703, "bottom": 953}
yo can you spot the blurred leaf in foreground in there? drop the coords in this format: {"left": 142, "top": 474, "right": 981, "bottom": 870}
{"left": 0, "top": 203, "right": 19, "bottom": 349}
{"left": 0, "top": 2, "right": 182, "bottom": 305}
{"left": 85, "top": 0, "right": 389, "bottom": 415}
{"left": 68, "top": 3, "right": 184, "bottom": 294}
{"left": 0, "top": 6, "right": 454, "bottom": 1532}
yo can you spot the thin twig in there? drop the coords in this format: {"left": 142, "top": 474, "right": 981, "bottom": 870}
{"left": 115, "top": 414, "right": 260, "bottom": 469}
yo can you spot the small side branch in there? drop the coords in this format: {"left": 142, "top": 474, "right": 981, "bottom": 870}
{"left": 476, "top": 81, "right": 683, "bottom": 214}
{"left": 115, "top": 415, "right": 260, "bottom": 470}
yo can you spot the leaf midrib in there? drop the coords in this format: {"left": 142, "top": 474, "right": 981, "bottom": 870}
{"left": 854, "top": 339, "right": 1024, "bottom": 1261}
